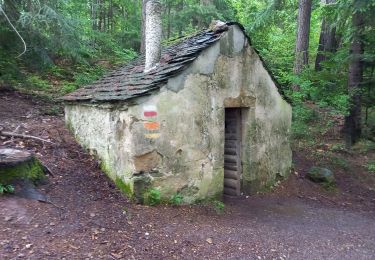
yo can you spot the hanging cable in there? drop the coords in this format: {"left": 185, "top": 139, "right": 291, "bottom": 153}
{"left": 0, "top": 5, "right": 27, "bottom": 58}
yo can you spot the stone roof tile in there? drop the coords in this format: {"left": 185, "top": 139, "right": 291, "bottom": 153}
{"left": 62, "top": 22, "right": 289, "bottom": 103}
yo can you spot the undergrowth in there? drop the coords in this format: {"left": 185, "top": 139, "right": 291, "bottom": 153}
{"left": 1, "top": 50, "right": 137, "bottom": 99}
{"left": 211, "top": 200, "right": 225, "bottom": 214}
{"left": 144, "top": 188, "right": 161, "bottom": 206}
{"left": 169, "top": 193, "right": 184, "bottom": 205}
{"left": 0, "top": 184, "right": 15, "bottom": 194}
{"left": 368, "top": 161, "right": 375, "bottom": 173}
{"left": 291, "top": 98, "right": 375, "bottom": 183}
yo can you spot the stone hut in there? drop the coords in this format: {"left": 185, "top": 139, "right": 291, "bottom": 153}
{"left": 62, "top": 22, "right": 292, "bottom": 203}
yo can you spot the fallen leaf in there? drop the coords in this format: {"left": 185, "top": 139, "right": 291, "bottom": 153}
{"left": 110, "top": 252, "right": 122, "bottom": 259}
{"left": 69, "top": 244, "right": 79, "bottom": 250}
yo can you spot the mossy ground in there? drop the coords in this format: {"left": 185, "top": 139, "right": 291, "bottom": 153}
{"left": 0, "top": 158, "right": 46, "bottom": 185}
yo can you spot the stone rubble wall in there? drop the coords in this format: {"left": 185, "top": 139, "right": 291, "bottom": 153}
{"left": 65, "top": 25, "right": 292, "bottom": 203}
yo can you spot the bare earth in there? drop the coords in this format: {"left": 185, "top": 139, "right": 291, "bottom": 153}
{"left": 1, "top": 90, "right": 375, "bottom": 259}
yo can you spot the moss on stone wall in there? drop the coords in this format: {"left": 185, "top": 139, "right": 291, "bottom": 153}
{"left": 100, "top": 161, "right": 134, "bottom": 199}
{"left": 205, "top": 168, "right": 224, "bottom": 199}
{"left": 65, "top": 119, "right": 74, "bottom": 134}
{"left": 115, "top": 177, "right": 133, "bottom": 198}
{"left": 99, "top": 161, "right": 111, "bottom": 178}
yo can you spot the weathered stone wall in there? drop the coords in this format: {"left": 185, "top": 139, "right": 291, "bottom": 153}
{"left": 65, "top": 25, "right": 292, "bottom": 203}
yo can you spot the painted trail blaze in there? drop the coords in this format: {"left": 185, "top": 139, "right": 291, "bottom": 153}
{"left": 144, "top": 111, "right": 157, "bottom": 117}
{"left": 143, "top": 105, "right": 160, "bottom": 139}
{"left": 144, "top": 122, "right": 160, "bottom": 130}
{"left": 144, "top": 133, "right": 161, "bottom": 139}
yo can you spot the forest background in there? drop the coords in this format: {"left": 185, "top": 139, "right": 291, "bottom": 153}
{"left": 0, "top": 0, "right": 374, "bottom": 148}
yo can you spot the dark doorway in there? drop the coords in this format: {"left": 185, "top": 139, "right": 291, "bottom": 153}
{"left": 224, "top": 108, "right": 242, "bottom": 196}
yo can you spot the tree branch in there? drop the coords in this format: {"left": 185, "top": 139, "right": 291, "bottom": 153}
{"left": 0, "top": 131, "right": 54, "bottom": 144}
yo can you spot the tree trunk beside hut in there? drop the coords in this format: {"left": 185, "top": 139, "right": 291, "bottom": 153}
{"left": 315, "top": 0, "right": 337, "bottom": 71}
{"left": 344, "top": 5, "right": 364, "bottom": 147}
{"left": 293, "top": 0, "right": 312, "bottom": 91}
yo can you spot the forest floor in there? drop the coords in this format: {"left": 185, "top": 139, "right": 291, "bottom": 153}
{"left": 1, "top": 89, "right": 375, "bottom": 259}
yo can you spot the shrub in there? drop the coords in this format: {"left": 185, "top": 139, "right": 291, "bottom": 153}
{"left": 61, "top": 82, "right": 77, "bottom": 94}
{"left": 169, "top": 193, "right": 184, "bottom": 205}
{"left": 0, "top": 184, "right": 15, "bottom": 194}
{"left": 291, "top": 105, "right": 319, "bottom": 140}
{"left": 330, "top": 156, "right": 349, "bottom": 170}
{"left": 212, "top": 200, "right": 225, "bottom": 213}
{"left": 144, "top": 188, "right": 161, "bottom": 206}
{"left": 368, "top": 161, "right": 375, "bottom": 173}
{"left": 28, "top": 75, "right": 52, "bottom": 90}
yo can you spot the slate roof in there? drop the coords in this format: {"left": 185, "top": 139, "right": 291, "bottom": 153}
{"left": 62, "top": 22, "right": 288, "bottom": 103}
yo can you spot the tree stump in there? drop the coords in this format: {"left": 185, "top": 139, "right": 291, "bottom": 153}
{"left": 0, "top": 149, "right": 46, "bottom": 185}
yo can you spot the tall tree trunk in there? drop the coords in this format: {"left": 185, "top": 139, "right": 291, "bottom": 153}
{"left": 103, "top": 10, "right": 106, "bottom": 32}
{"left": 177, "top": 0, "right": 184, "bottom": 36}
{"left": 166, "top": 1, "right": 171, "bottom": 39}
{"left": 109, "top": 0, "right": 113, "bottom": 32}
{"left": 293, "top": 0, "right": 312, "bottom": 91}
{"left": 140, "top": 0, "right": 149, "bottom": 54}
{"left": 365, "top": 66, "right": 374, "bottom": 127}
{"left": 144, "top": 0, "right": 162, "bottom": 72}
{"left": 198, "top": 0, "right": 214, "bottom": 28}
{"left": 315, "top": 0, "right": 337, "bottom": 71}
{"left": 344, "top": 6, "right": 364, "bottom": 147}
{"left": 92, "top": 0, "right": 98, "bottom": 31}
{"left": 98, "top": 0, "right": 103, "bottom": 31}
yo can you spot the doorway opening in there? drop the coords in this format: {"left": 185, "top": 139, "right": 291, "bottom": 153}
{"left": 224, "top": 108, "right": 242, "bottom": 196}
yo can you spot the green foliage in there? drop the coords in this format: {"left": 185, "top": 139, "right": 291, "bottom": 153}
{"left": 27, "top": 75, "right": 52, "bottom": 90}
{"left": 286, "top": 68, "right": 350, "bottom": 115}
{"left": 330, "top": 156, "right": 349, "bottom": 170}
{"left": 0, "top": 184, "right": 15, "bottom": 195}
{"left": 328, "top": 143, "right": 346, "bottom": 152}
{"left": 367, "top": 161, "right": 375, "bottom": 173}
{"left": 291, "top": 105, "right": 319, "bottom": 140}
{"left": 293, "top": 105, "right": 319, "bottom": 123}
{"left": 212, "top": 200, "right": 225, "bottom": 213}
{"left": 0, "top": 0, "right": 139, "bottom": 94}
{"left": 114, "top": 177, "right": 133, "bottom": 198}
{"left": 73, "top": 65, "right": 106, "bottom": 86}
{"left": 352, "top": 140, "right": 375, "bottom": 154}
{"left": 144, "top": 188, "right": 161, "bottom": 206}
{"left": 230, "top": 0, "right": 375, "bottom": 144}
{"left": 0, "top": 51, "right": 21, "bottom": 82}
{"left": 321, "top": 181, "right": 337, "bottom": 192}
{"left": 169, "top": 193, "right": 184, "bottom": 205}
{"left": 162, "top": 0, "right": 234, "bottom": 38}
{"left": 60, "top": 82, "right": 77, "bottom": 95}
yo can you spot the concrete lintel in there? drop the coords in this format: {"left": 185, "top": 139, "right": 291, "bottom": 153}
{"left": 224, "top": 95, "right": 256, "bottom": 108}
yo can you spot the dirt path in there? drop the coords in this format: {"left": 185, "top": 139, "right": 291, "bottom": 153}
{"left": 1, "top": 90, "right": 375, "bottom": 259}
